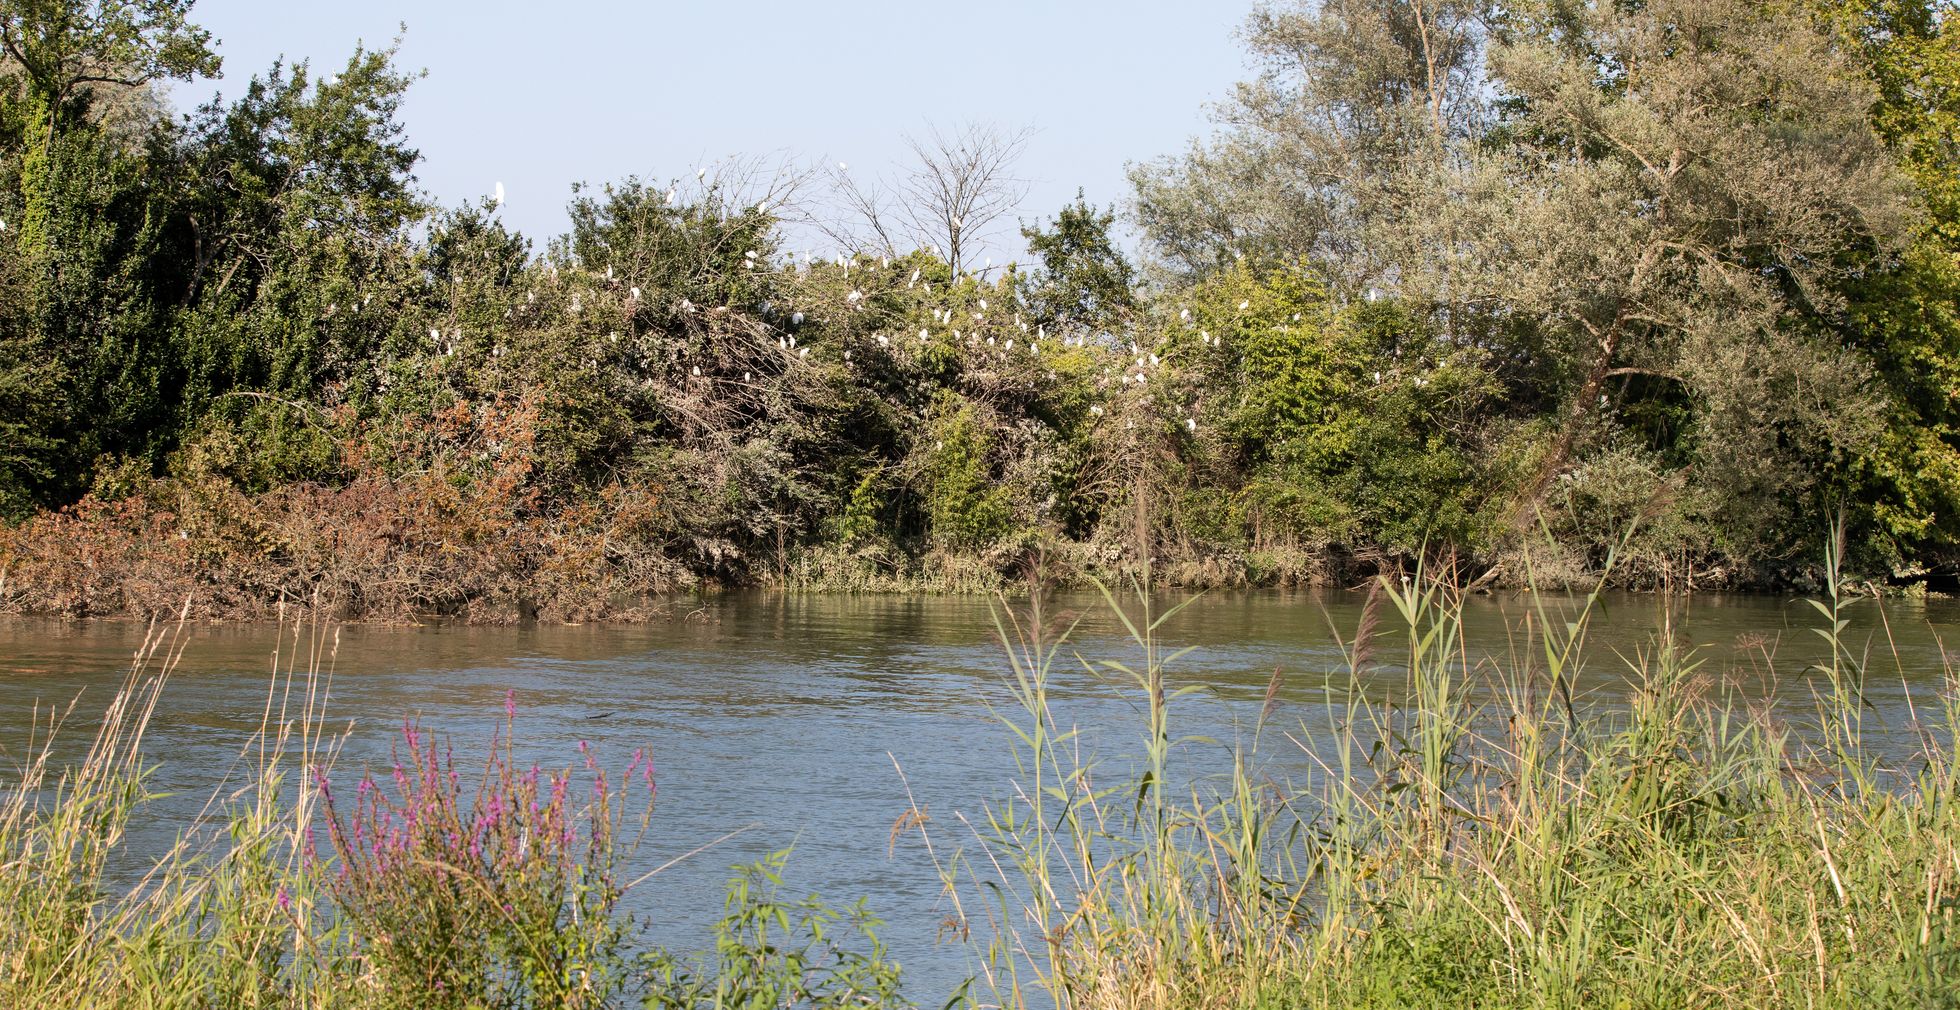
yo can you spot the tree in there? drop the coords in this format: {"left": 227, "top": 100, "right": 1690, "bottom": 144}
{"left": 0, "top": 0, "right": 218, "bottom": 251}
{"left": 824, "top": 123, "right": 1029, "bottom": 274}
{"left": 1135, "top": 0, "right": 1917, "bottom": 576}
{"left": 1018, "top": 191, "right": 1135, "bottom": 334}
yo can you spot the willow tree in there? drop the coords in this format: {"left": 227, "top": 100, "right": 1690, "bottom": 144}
{"left": 1135, "top": 0, "right": 1919, "bottom": 575}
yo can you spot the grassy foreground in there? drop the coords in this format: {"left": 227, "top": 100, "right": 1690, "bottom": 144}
{"left": 2, "top": 555, "right": 1958, "bottom": 1008}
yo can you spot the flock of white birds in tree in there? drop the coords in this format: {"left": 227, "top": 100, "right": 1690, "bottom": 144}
{"left": 443, "top": 176, "right": 1372, "bottom": 441}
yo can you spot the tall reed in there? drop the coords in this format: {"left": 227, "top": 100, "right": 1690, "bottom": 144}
{"left": 930, "top": 555, "right": 1960, "bottom": 1009}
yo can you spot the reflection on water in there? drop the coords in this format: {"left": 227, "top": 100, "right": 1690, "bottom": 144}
{"left": 2, "top": 589, "right": 1955, "bottom": 996}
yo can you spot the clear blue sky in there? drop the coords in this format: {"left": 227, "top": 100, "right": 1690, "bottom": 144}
{"left": 165, "top": 1, "right": 1253, "bottom": 262}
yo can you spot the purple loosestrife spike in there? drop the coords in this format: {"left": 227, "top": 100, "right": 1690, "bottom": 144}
{"left": 505, "top": 689, "right": 517, "bottom": 719}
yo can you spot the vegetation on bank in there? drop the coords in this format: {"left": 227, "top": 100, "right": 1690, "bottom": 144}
{"left": 2, "top": 543, "right": 1956, "bottom": 1008}
{"left": 5, "top": 0, "right": 1960, "bottom": 620}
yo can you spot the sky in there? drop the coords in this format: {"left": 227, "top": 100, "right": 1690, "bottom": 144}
{"left": 166, "top": 1, "right": 1254, "bottom": 263}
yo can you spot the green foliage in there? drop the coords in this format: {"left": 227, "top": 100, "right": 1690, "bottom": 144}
{"left": 1018, "top": 191, "right": 1134, "bottom": 333}
{"left": 921, "top": 394, "right": 1013, "bottom": 550}
{"left": 642, "top": 852, "right": 910, "bottom": 1010}
{"left": 10, "top": 0, "right": 1960, "bottom": 608}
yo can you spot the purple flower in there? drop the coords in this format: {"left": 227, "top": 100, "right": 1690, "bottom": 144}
{"left": 505, "top": 689, "right": 517, "bottom": 719}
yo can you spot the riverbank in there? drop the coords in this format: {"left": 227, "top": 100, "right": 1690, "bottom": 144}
{"left": 3, "top": 563, "right": 1954, "bottom": 1008}
{"left": 3, "top": 476, "right": 1922, "bottom": 624}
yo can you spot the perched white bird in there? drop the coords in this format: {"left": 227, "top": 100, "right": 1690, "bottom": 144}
{"left": 691, "top": 366, "right": 701, "bottom": 377}
{"left": 630, "top": 287, "right": 641, "bottom": 300}
{"left": 919, "top": 329, "right": 929, "bottom": 341}
{"left": 1090, "top": 405, "right": 1104, "bottom": 416}
{"left": 1185, "top": 418, "right": 1197, "bottom": 432}
{"left": 1179, "top": 308, "right": 1190, "bottom": 322}
{"left": 696, "top": 167, "right": 707, "bottom": 180}
{"left": 876, "top": 334, "right": 889, "bottom": 346}
{"left": 493, "top": 182, "right": 505, "bottom": 206}
{"left": 978, "top": 298, "right": 988, "bottom": 310}
{"left": 788, "top": 335, "right": 797, "bottom": 348}
{"left": 792, "top": 311, "right": 805, "bottom": 326}
{"left": 665, "top": 188, "right": 678, "bottom": 205}
{"left": 1239, "top": 300, "right": 1250, "bottom": 310}
{"left": 606, "top": 265, "right": 614, "bottom": 281}
{"left": 798, "top": 347, "right": 809, "bottom": 358}
{"left": 744, "top": 371, "right": 752, "bottom": 381}
{"left": 838, "top": 161, "right": 849, "bottom": 170}
{"left": 745, "top": 250, "right": 758, "bottom": 261}
{"left": 430, "top": 328, "right": 441, "bottom": 341}
{"left": 779, "top": 337, "right": 788, "bottom": 349}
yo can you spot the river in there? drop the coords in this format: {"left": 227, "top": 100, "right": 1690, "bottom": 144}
{"left": 3, "top": 589, "right": 1955, "bottom": 1000}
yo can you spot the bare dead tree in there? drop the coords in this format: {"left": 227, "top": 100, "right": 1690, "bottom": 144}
{"left": 895, "top": 123, "right": 1031, "bottom": 275}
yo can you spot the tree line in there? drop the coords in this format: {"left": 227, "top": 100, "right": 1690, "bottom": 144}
{"left": 2, "top": 0, "right": 1958, "bottom": 618}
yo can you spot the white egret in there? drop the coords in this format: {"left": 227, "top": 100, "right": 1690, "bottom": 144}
{"left": 1179, "top": 308, "right": 1190, "bottom": 322}
{"left": 919, "top": 329, "right": 929, "bottom": 342}
{"left": 630, "top": 287, "right": 641, "bottom": 300}
{"left": 1239, "top": 300, "right": 1250, "bottom": 310}
{"left": 665, "top": 188, "right": 678, "bottom": 206}
{"left": 798, "top": 347, "right": 809, "bottom": 358}
{"left": 1185, "top": 418, "right": 1197, "bottom": 432}
{"left": 792, "top": 312, "right": 805, "bottom": 326}
{"left": 691, "top": 366, "right": 701, "bottom": 377}
{"left": 493, "top": 182, "right": 505, "bottom": 206}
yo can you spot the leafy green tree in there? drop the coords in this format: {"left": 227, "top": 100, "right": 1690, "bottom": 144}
{"left": 0, "top": 0, "right": 217, "bottom": 252}
{"left": 1018, "top": 191, "right": 1134, "bottom": 334}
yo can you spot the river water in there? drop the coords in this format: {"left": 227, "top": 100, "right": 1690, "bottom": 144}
{"left": 2, "top": 589, "right": 1956, "bottom": 999}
